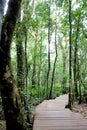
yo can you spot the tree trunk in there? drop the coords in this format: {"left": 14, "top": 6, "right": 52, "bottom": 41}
{"left": 32, "top": 30, "right": 38, "bottom": 88}
{"left": 68, "top": 0, "right": 73, "bottom": 109}
{"left": 0, "top": 0, "right": 28, "bottom": 129}
{"left": 46, "top": 5, "right": 51, "bottom": 99}
{"left": 78, "top": 61, "right": 82, "bottom": 104}
{"left": 16, "top": 32, "right": 24, "bottom": 91}
{"left": 73, "top": 1, "right": 85, "bottom": 100}
{"left": 59, "top": 38, "right": 67, "bottom": 94}
{"left": 61, "top": 52, "right": 67, "bottom": 93}
{"left": 49, "top": 20, "right": 58, "bottom": 99}
{"left": 24, "top": 30, "right": 28, "bottom": 92}
{"left": 37, "top": 26, "right": 43, "bottom": 99}
{"left": 74, "top": 15, "right": 81, "bottom": 100}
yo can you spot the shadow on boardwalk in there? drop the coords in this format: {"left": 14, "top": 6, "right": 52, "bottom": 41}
{"left": 33, "top": 94, "right": 87, "bottom": 130}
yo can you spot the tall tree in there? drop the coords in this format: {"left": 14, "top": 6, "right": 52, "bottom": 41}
{"left": 59, "top": 37, "right": 67, "bottom": 94}
{"left": 49, "top": 17, "right": 58, "bottom": 99}
{"left": 37, "top": 25, "right": 43, "bottom": 98}
{"left": 68, "top": 0, "right": 73, "bottom": 109}
{"left": 0, "top": 0, "right": 28, "bottom": 129}
{"left": 73, "top": 1, "right": 85, "bottom": 101}
{"left": 73, "top": 15, "right": 80, "bottom": 100}
{"left": 46, "top": 4, "right": 51, "bottom": 99}
{"left": 32, "top": 29, "right": 38, "bottom": 88}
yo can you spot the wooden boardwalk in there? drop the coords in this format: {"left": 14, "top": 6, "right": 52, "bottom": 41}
{"left": 33, "top": 95, "right": 87, "bottom": 130}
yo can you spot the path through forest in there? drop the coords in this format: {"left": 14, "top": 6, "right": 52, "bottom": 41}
{"left": 33, "top": 94, "right": 87, "bottom": 130}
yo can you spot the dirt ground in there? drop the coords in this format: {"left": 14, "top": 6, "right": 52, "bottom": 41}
{"left": 72, "top": 102, "right": 87, "bottom": 118}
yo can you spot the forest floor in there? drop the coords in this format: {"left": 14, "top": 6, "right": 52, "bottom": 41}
{"left": 72, "top": 102, "right": 87, "bottom": 119}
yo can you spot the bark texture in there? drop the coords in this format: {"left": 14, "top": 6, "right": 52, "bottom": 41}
{"left": 0, "top": 0, "right": 28, "bottom": 129}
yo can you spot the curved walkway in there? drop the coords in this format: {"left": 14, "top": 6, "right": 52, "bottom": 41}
{"left": 33, "top": 95, "right": 87, "bottom": 130}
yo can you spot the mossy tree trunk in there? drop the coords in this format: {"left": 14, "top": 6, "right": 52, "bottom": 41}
{"left": 16, "top": 31, "right": 25, "bottom": 91}
{"left": 0, "top": 0, "right": 28, "bottom": 129}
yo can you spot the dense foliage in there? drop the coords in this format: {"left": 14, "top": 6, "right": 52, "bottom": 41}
{"left": 10, "top": 0, "right": 87, "bottom": 105}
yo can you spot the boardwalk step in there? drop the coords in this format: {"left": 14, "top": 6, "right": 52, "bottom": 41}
{"left": 33, "top": 95, "right": 87, "bottom": 130}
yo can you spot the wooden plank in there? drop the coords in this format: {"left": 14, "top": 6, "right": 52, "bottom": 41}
{"left": 33, "top": 94, "right": 87, "bottom": 130}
